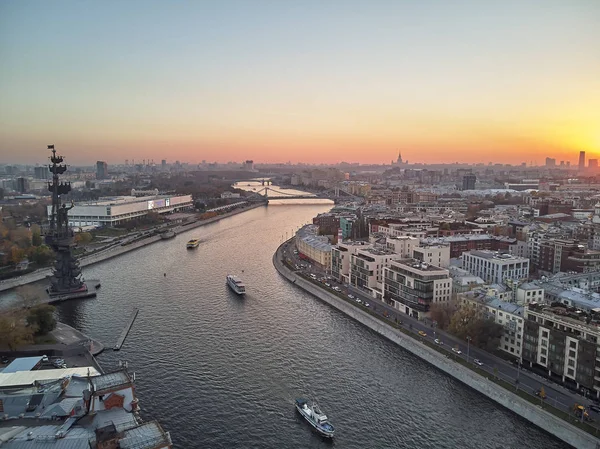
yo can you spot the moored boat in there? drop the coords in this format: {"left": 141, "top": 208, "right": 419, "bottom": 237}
{"left": 295, "top": 398, "right": 334, "bottom": 438}
{"left": 186, "top": 238, "right": 200, "bottom": 249}
{"left": 160, "top": 230, "right": 176, "bottom": 240}
{"left": 226, "top": 274, "right": 246, "bottom": 295}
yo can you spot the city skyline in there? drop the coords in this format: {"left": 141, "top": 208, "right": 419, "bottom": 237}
{"left": 1, "top": 1, "right": 598, "bottom": 165}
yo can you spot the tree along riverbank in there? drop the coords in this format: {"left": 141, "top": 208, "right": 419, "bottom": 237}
{"left": 0, "top": 203, "right": 266, "bottom": 295}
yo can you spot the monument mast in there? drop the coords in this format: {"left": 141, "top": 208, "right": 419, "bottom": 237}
{"left": 44, "top": 144, "right": 90, "bottom": 297}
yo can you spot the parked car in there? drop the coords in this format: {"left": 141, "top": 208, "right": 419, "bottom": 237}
{"left": 364, "top": 302, "right": 370, "bottom": 307}
{"left": 474, "top": 359, "right": 484, "bottom": 366}
{"left": 348, "top": 294, "right": 355, "bottom": 299}
{"left": 434, "top": 339, "right": 443, "bottom": 345}
{"left": 418, "top": 331, "right": 427, "bottom": 337}
{"left": 452, "top": 347, "right": 462, "bottom": 354}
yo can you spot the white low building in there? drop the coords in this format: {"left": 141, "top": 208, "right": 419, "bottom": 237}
{"left": 48, "top": 194, "right": 193, "bottom": 228}
{"left": 462, "top": 250, "right": 530, "bottom": 284}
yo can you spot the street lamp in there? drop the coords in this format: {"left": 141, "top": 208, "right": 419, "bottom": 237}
{"left": 466, "top": 336, "right": 471, "bottom": 364}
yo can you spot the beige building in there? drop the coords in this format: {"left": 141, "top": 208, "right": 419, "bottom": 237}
{"left": 295, "top": 225, "right": 332, "bottom": 269}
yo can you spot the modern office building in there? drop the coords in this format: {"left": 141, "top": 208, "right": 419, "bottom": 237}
{"left": 96, "top": 161, "right": 108, "bottom": 180}
{"left": 34, "top": 166, "right": 49, "bottom": 179}
{"left": 579, "top": 151, "right": 586, "bottom": 171}
{"left": 47, "top": 194, "right": 193, "bottom": 228}
{"left": 462, "top": 250, "right": 530, "bottom": 284}
{"left": 383, "top": 259, "right": 452, "bottom": 319}
{"left": 462, "top": 173, "right": 477, "bottom": 190}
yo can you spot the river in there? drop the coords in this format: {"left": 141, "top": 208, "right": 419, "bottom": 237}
{"left": 47, "top": 194, "right": 568, "bottom": 448}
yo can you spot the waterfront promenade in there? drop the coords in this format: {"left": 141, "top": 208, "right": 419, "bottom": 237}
{"left": 273, "top": 240, "right": 600, "bottom": 449}
{"left": 0, "top": 202, "right": 266, "bottom": 295}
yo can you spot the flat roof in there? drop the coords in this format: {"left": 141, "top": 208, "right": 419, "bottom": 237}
{"left": 0, "top": 367, "right": 100, "bottom": 388}
{"left": 2, "top": 357, "right": 43, "bottom": 374}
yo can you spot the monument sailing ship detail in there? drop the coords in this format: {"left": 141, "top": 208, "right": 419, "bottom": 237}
{"left": 43, "top": 144, "right": 94, "bottom": 299}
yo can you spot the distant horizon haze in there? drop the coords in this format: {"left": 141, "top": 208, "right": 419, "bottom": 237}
{"left": 1, "top": 1, "right": 598, "bottom": 166}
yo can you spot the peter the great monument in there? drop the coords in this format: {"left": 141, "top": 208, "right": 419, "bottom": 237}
{"left": 43, "top": 145, "right": 96, "bottom": 300}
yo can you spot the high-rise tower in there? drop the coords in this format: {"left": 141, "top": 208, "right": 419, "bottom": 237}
{"left": 579, "top": 151, "right": 586, "bottom": 171}
{"left": 43, "top": 145, "right": 92, "bottom": 298}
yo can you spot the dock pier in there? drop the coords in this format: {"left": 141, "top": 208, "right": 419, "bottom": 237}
{"left": 113, "top": 308, "right": 139, "bottom": 351}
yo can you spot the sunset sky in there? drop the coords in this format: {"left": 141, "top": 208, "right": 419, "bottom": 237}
{"left": 1, "top": 1, "right": 598, "bottom": 166}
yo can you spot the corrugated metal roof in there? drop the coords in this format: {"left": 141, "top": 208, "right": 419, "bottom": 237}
{"left": 120, "top": 422, "right": 169, "bottom": 449}
{"left": 91, "top": 371, "right": 130, "bottom": 391}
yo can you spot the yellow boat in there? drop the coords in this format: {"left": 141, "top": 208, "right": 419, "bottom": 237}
{"left": 186, "top": 239, "right": 200, "bottom": 249}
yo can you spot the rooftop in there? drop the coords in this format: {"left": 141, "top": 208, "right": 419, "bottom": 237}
{"left": 0, "top": 367, "right": 100, "bottom": 388}
{"left": 91, "top": 371, "right": 131, "bottom": 392}
{"left": 394, "top": 258, "right": 446, "bottom": 272}
{"left": 1, "top": 357, "right": 44, "bottom": 374}
{"left": 464, "top": 250, "right": 528, "bottom": 262}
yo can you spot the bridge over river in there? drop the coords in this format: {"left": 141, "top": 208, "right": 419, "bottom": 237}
{"left": 249, "top": 186, "right": 360, "bottom": 202}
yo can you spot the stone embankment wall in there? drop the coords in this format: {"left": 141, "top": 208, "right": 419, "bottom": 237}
{"left": 0, "top": 203, "right": 266, "bottom": 293}
{"left": 273, "top": 244, "right": 599, "bottom": 449}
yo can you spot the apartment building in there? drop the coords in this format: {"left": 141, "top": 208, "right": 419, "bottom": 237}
{"left": 523, "top": 303, "right": 600, "bottom": 396}
{"left": 413, "top": 244, "right": 450, "bottom": 268}
{"left": 515, "top": 282, "right": 545, "bottom": 306}
{"left": 385, "top": 236, "right": 419, "bottom": 258}
{"left": 331, "top": 241, "right": 371, "bottom": 284}
{"left": 462, "top": 250, "right": 530, "bottom": 284}
{"left": 383, "top": 259, "right": 452, "bottom": 319}
{"left": 460, "top": 292, "right": 524, "bottom": 358}
{"left": 350, "top": 247, "right": 397, "bottom": 298}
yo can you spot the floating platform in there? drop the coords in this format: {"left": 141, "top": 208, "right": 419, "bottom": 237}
{"left": 46, "top": 280, "right": 101, "bottom": 304}
{"left": 114, "top": 308, "right": 139, "bottom": 351}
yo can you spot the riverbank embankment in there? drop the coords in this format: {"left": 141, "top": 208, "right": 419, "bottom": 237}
{"left": 0, "top": 202, "right": 266, "bottom": 294}
{"left": 272, "top": 241, "right": 599, "bottom": 449}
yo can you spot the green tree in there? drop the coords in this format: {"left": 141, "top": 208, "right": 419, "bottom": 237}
{"left": 32, "top": 230, "right": 43, "bottom": 246}
{"left": 0, "top": 311, "right": 34, "bottom": 350}
{"left": 429, "top": 300, "right": 459, "bottom": 330}
{"left": 26, "top": 305, "right": 57, "bottom": 336}
{"left": 15, "top": 285, "right": 45, "bottom": 308}
{"left": 30, "top": 245, "right": 54, "bottom": 266}
{"left": 74, "top": 232, "right": 93, "bottom": 245}
{"left": 448, "top": 304, "right": 503, "bottom": 351}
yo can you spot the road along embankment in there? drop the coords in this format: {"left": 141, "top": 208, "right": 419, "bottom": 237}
{"left": 0, "top": 203, "right": 266, "bottom": 294}
{"left": 273, "top": 242, "right": 599, "bottom": 449}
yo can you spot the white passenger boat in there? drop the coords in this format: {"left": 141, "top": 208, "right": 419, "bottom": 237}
{"left": 226, "top": 274, "right": 246, "bottom": 295}
{"left": 295, "top": 398, "right": 334, "bottom": 438}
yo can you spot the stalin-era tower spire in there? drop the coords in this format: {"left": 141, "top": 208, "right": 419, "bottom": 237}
{"left": 43, "top": 144, "right": 91, "bottom": 298}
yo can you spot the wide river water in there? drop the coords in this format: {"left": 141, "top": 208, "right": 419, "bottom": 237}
{"left": 48, "top": 196, "right": 568, "bottom": 448}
